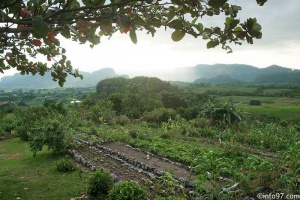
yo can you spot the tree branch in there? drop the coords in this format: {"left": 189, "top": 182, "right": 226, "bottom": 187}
{"left": 44, "top": 1, "right": 132, "bottom": 20}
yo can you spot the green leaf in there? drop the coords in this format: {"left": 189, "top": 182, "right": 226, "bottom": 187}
{"left": 194, "top": 23, "right": 203, "bottom": 32}
{"left": 230, "top": 19, "right": 240, "bottom": 29}
{"left": 235, "top": 32, "right": 247, "bottom": 39}
{"left": 29, "top": 0, "right": 43, "bottom": 3}
{"left": 60, "top": 12, "right": 73, "bottom": 21}
{"left": 167, "top": 9, "right": 175, "bottom": 22}
{"left": 0, "top": 10, "right": 6, "bottom": 21}
{"left": 256, "top": 0, "right": 267, "bottom": 6}
{"left": 208, "top": 0, "right": 227, "bottom": 9}
{"left": 26, "top": 48, "right": 32, "bottom": 53}
{"left": 134, "top": 15, "right": 147, "bottom": 26}
{"left": 191, "top": 17, "right": 198, "bottom": 25}
{"left": 252, "top": 23, "right": 262, "bottom": 32}
{"left": 171, "top": 29, "right": 185, "bottom": 42}
{"left": 129, "top": 26, "right": 137, "bottom": 44}
{"left": 61, "top": 25, "right": 71, "bottom": 39}
{"left": 58, "top": 79, "right": 66, "bottom": 87}
{"left": 246, "top": 35, "right": 253, "bottom": 44}
{"left": 207, "top": 40, "right": 219, "bottom": 49}
{"left": 32, "top": 15, "right": 50, "bottom": 38}
{"left": 82, "top": 0, "right": 90, "bottom": 6}
{"left": 51, "top": 72, "right": 57, "bottom": 78}
{"left": 168, "top": 19, "right": 183, "bottom": 29}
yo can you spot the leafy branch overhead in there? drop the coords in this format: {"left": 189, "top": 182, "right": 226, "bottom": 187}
{"left": 0, "top": 0, "right": 267, "bottom": 86}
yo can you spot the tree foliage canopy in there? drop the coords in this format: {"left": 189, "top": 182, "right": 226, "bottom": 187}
{"left": 0, "top": 0, "right": 267, "bottom": 86}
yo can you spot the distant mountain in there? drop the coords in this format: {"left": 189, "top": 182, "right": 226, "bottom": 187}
{"left": 190, "top": 64, "right": 300, "bottom": 85}
{"left": 0, "top": 68, "right": 129, "bottom": 89}
{"left": 166, "top": 64, "right": 258, "bottom": 82}
{"left": 1, "top": 64, "right": 299, "bottom": 88}
{"left": 194, "top": 75, "right": 244, "bottom": 85}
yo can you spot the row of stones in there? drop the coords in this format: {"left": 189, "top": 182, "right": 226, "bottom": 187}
{"left": 92, "top": 143, "right": 195, "bottom": 188}
{"left": 71, "top": 139, "right": 254, "bottom": 200}
{"left": 73, "top": 138, "right": 194, "bottom": 187}
{"left": 120, "top": 142, "right": 189, "bottom": 170}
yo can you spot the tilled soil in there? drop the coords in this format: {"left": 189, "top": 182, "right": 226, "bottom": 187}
{"left": 75, "top": 143, "right": 149, "bottom": 184}
{"left": 71, "top": 140, "right": 196, "bottom": 199}
{"left": 101, "top": 142, "right": 196, "bottom": 182}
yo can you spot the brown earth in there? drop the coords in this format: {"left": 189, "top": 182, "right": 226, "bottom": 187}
{"left": 102, "top": 142, "right": 196, "bottom": 182}
{"left": 74, "top": 141, "right": 195, "bottom": 199}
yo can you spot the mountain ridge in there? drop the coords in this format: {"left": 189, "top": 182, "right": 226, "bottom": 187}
{"left": 1, "top": 64, "right": 299, "bottom": 88}
{"left": 0, "top": 68, "right": 129, "bottom": 89}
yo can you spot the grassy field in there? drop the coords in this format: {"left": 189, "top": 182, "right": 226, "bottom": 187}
{"left": 215, "top": 96, "right": 300, "bottom": 121}
{"left": 0, "top": 138, "right": 88, "bottom": 200}
{"left": 241, "top": 105, "right": 300, "bottom": 121}
{"left": 216, "top": 96, "right": 279, "bottom": 104}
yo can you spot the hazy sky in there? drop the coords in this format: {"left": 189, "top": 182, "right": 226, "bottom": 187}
{"left": 62, "top": 0, "right": 300, "bottom": 76}
{"left": 1, "top": 0, "right": 300, "bottom": 79}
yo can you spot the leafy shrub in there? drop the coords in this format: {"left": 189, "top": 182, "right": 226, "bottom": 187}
{"left": 90, "top": 127, "right": 98, "bottom": 135}
{"left": 129, "top": 129, "right": 138, "bottom": 139}
{"left": 56, "top": 157, "right": 75, "bottom": 172}
{"left": 177, "top": 107, "right": 200, "bottom": 120}
{"left": 1, "top": 113, "right": 17, "bottom": 131}
{"left": 88, "top": 169, "right": 114, "bottom": 197}
{"left": 143, "top": 108, "right": 177, "bottom": 124}
{"left": 15, "top": 125, "right": 30, "bottom": 141}
{"left": 0, "top": 128, "right": 5, "bottom": 137}
{"left": 115, "top": 115, "right": 130, "bottom": 126}
{"left": 108, "top": 180, "right": 148, "bottom": 200}
{"left": 160, "top": 133, "right": 171, "bottom": 139}
{"left": 28, "top": 115, "right": 73, "bottom": 156}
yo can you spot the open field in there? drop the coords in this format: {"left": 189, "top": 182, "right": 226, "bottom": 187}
{"left": 0, "top": 139, "right": 87, "bottom": 200}
{"left": 241, "top": 105, "right": 300, "bottom": 121}
{"left": 215, "top": 96, "right": 300, "bottom": 121}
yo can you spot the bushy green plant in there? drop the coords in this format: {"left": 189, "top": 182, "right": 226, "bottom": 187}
{"left": 14, "top": 125, "right": 30, "bottom": 141}
{"left": 108, "top": 180, "right": 148, "bottom": 200}
{"left": 0, "top": 128, "right": 5, "bottom": 137}
{"left": 1, "top": 113, "right": 17, "bottom": 131}
{"left": 28, "top": 115, "right": 73, "bottom": 156}
{"left": 89, "top": 100, "right": 116, "bottom": 124}
{"left": 56, "top": 157, "right": 75, "bottom": 172}
{"left": 143, "top": 107, "right": 177, "bottom": 124}
{"left": 115, "top": 115, "right": 130, "bottom": 126}
{"left": 88, "top": 169, "right": 114, "bottom": 197}
{"left": 129, "top": 129, "right": 138, "bottom": 139}
{"left": 90, "top": 127, "right": 98, "bottom": 135}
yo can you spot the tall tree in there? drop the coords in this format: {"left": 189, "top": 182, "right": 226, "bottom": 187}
{"left": 0, "top": 0, "right": 267, "bottom": 86}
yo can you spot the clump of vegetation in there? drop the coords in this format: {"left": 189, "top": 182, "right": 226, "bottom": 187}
{"left": 56, "top": 157, "right": 75, "bottom": 172}
{"left": 28, "top": 117, "right": 73, "bottom": 156}
{"left": 115, "top": 115, "right": 130, "bottom": 126}
{"left": 108, "top": 180, "right": 148, "bottom": 200}
{"left": 129, "top": 129, "right": 138, "bottom": 139}
{"left": 88, "top": 169, "right": 114, "bottom": 198}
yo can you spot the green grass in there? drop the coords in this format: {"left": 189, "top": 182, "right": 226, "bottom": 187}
{"left": 241, "top": 105, "right": 300, "bottom": 121}
{"left": 216, "top": 96, "right": 279, "bottom": 104}
{"left": 0, "top": 138, "right": 88, "bottom": 200}
{"left": 215, "top": 96, "right": 300, "bottom": 121}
